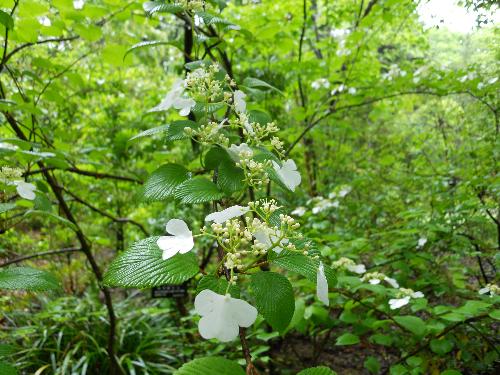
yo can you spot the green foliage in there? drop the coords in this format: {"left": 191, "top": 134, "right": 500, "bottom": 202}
{"left": 0, "top": 267, "right": 60, "bottom": 291}
{"left": 175, "top": 357, "right": 245, "bottom": 375}
{"left": 250, "top": 271, "right": 295, "bottom": 332}
{"left": 142, "top": 163, "right": 191, "bottom": 202}
{"left": 103, "top": 237, "right": 199, "bottom": 288}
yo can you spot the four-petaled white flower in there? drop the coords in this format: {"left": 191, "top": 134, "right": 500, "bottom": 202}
{"left": 157, "top": 219, "right": 194, "bottom": 260}
{"left": 194, "top": 289, "right": 257, "bottom": 342}
{"left": 272, "top": 159, "right": 301, "bottom": 192}
{"left": 227, "top": 143, "right": 253, "bottom": 162}
{"left": 317, "top": 261, "right": 329, "bottom": 306}
{"left": 15, "top": 181, "right": 36, "bottom": 200}
{"left": 205, "top": 205, "right": 249, "bottom": 224}
{"left": 233, "top": 90, "right": 246, "bottom": 113}
{"left": 389, "top": 289, "right": 424, "bottom": 310}
{"left": 253, "top": 227, "right": 288, "bottom": 254}
{"left": 367, "top": 276, "right": 399, "bottom": 288}
{"left": 149, "top": 79, "right": 195, "bottom": 116}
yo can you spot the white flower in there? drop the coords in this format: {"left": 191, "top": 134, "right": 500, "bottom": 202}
{"left": 272, "top": 159, "right": 301, "bottom": 192}
{"left": 346, "top": 263, "right": 366, "bottom": 274}
{"left": 417, "top": 237, "right": 427, "bottom": 248}
{"left": 317, "top": 261, "right": 329, "bottom": 306}
{"left": 38, "top": 16, "right": 51, "bottom": 27}
{"left": 479, "top": 283, "right": 499, "bottom": 297}
{"left": 362, "top": 272, "right": 399, "bottom": 288}
{"left": 384, "top": 277, "right": 400, "bottom": 288}
{"left": 253, "top": 227, "right": 288, "bottom": 254}
{"left": 311, "top": 78, "right": 330, "bottom": 90}
{"left": 227, "top": 143, "right": 253, "bottom": 162}
{"left": 312, "top": 198, "right": 338, "bottom": 214}
{"left": 205, "top": 205, "right": 249, "bottom": 224}
{"left": 389, "top": 288, "right": 424, "bottom": 310}
{"left": 348, "top": 87, "right": 357, "bottom": 95}
{"left": 156, "top": 219, "right": 194, "bottom": 260}
{"left": 194, "top": 289, "right": 257, "bottom": 342}
{"left": 149, "top": 79, "right": 195, "bottom": 116}
{"left": 233, "top": 90, "right": 246, "bottom": 113}
{"left": 73, "top": 0, "right": 84, "bottom": 9}
{"left": 389, "top": 296, "right": 410, "bottom": 309}
{"left": 338, "top": 186, "right": 351, "bottom": 197}
{"left": 15, "top": 181, "right": 36, "bottom": 200}
{"left": 291, "top": 206, "right": 306, "bottom": 217}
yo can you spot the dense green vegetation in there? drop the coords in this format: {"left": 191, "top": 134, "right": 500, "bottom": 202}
{"left": 0, "top": 0, "right": 498, "bottom": 374}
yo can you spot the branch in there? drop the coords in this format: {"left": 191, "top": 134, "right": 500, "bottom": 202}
{"left": 1, "top": 247, "right": 81, "bottom": 268}
{"left": 24, "top": 166, "right": 143, "bottom": 184}
{"left": 61, "top": 186, "right": 150, "bottom": 236}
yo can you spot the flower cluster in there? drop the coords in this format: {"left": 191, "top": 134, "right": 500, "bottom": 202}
{"left": 332, "top": 257, "right": 366, "bottom": 274}
{"left": 0, "top": 166, "right": 37, "bottom": 200}
{"left": 479, "top": 283, "right": 499, "bottom": 297}
{"left": 185, "top": 64, "right": 228, "bottom": 102}
{"left": 184, "top": 119, "right": 229, "bottom": 146}
{"left": 361, "top": 272, "right": 399, "bottom": 288}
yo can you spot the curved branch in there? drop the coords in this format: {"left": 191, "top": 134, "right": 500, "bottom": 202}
{"left": 24, "top": 167, "right": 143, "bottom": 184}
{"left": 1, "top": 247, "right": 81, "bottom": 268}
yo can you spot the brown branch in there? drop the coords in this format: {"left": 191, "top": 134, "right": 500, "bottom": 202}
{"left": 24, "top": 167, "right": 143, "bottom": 184}
{"left": 1, "top": 247, "right": 81, "bottom": 268}
{"left": 62, "top": 187, "right": 149, "bottom": 236}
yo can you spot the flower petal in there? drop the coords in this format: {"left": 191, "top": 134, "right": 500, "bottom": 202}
{"left": 412, "top": 291, "right": 424, "bottom": 298}
{"left": 389, "top": 296, "right": 410, "bottom": 309}
{"left": 273, "top": 159, "right": 301, "bottom": 191}
{"left": 205, "top": 205, "right": 249, "bottom": 224}
{"left": 194, "top": 289, "right": 221, "bottom": 316}
{"left": 347, "top": 264, "right": 366, "bottom": 274}
{"left": 385, "top": 277, "right": 400, "bottom": 288}
{"left": 166, "top": 219, "right": 191, "bottom": 237}
{"left": 16, "top": 181, "right": 36, "bottom": 200}
{"left": 316, "top": 261, "right": 329, "bottom": 306}
{"left": 228, "top": 297, "right": 258, "bottom": 327}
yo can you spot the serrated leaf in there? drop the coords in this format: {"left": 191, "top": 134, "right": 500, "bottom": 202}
{"left": 192, "top": 101, "right": 225, "bottom": 116}
{"left": 174, "top": 177, "right": 224, "bottom": 204}
{"left": 124, "top": 40, "right": 173, "bottom": 59}
{"left": 129, "top": 125, "right": 170, "bottom": 141}
{"left": 143, "top": 1, "right": 183, "bottom": 15}
{"left": 143, "top": 163, "right": 190, "bottom": 202}
{"left": 217, "top": 160, "right": 245, "bottom": 193}
{"left": 166, "top": 120, "right": 199, "bottom": 141}
{"left": 103, "top": 237, "right": 198, "bottom": 288}
{"left": 195, "top": 11, "right": 234, "bottom": 26}
{"left": 394, "top": 315, "right": 427, "bottom": 337}
{"left": 270, "top": 250, "right": 336, "bottom": 285}
{"left": 175, "top": 357, "right": 245, "bottom": 375}
{"left": 250, "top": 271, "right": 295, "bottom": 331}
{"left": 297, "top": 367, "right": 337, "bottom": 375}
{"left": 248, "top": 109, "right": 272, "bottom": 125}
{"left": 197, "top": 275, "right": 239, "bottom": 298}
{"left": 0, "top": 267, "right": 60, "bottom": 291}
{"left": 204, "top": 146, "right": 231, "bottom": 170}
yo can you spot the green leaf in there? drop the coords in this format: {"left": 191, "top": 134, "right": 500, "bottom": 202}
{"left": 197, "top": 275, "right": 239, "bottom": 298}
{"left": 430, "top": 338, "right": 454, "bottom": 355}
{"left": 0, "top": 362, "right": 17, "bottom": 375}
{"left": 242, "top": 77, "right": 283, "bottom": 95}
{"left": 441, "top": 370, "right": 462, "bottom": 375}
{"left": 217, "top": 160, "right": 245, "bottom": 194}
{"left": 250, "top": 271, "right": 295, "bottom": 331}
{"left": 204, "top": 146, "right": 231, "bottom": 170}
{"left": 297, "top": 366, "right": 337, "bottom": 375}
{"left": 129, "top": 125, "right": 170, "bottom": 141}
{"left": 124, "top": 41, "right": 173, "bottom": 59}
{"left": 0, "top": 267, "right": 60, "bottom": 291}
{"left": 0, "top": 344, "right": 16, "bottom": 357}
{"left": 335, "top": 333, "right": 360, "bottom": 345}
{"left": 389, "top": 364, "right": 408, "bottom": 375}
{"left": 364, "top": 356, "right": 381, "bottom": 374}
{"left": 175, "top": 357, "right": 245, "bottom": 375}
{"left": 270, "top": 250, "right": 336, "bottom": 285}
{"left": 143, "top": 1, "right": 183, "bottom": 15}
{"left": 103, "top": 237, "right": 198, "bottom": 288}
{"left": 195, "top": 11, "right": 234, "bottom": 26}
{"left": 394, "top": 315, "right": 427, "bottom": 337}
{"left": 174, "top": 177, "right": 224, "bottom": 204}
{"left": 143, "top": 163, "right": 190, "bottom": 202}
{"left": 166, "top": 120, "right": 199, "bottom": 141}
{"left": 489, "top": 309, "right": 500, "bottom": 320}
{"left": 0, "top": 203, "right": 16, "bottom": 214}
{"left": 0, "top": 10, "right": 14, "bottom": 30}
